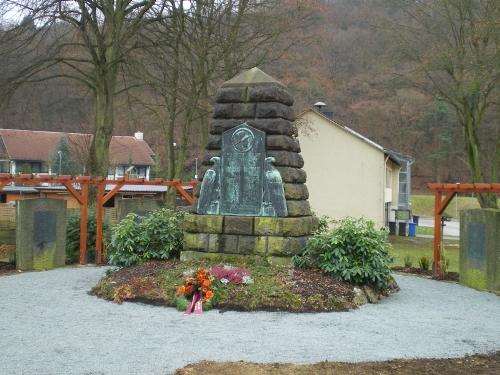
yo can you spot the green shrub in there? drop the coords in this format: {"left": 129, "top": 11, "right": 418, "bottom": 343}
{"left": 107, "top": 208, "right": 184, "bottom": 267}
{"left": 66, "top": 209, "right": 110, "bottom": 264}
{"left": 419, "top": 256, "right": 431, "bottom": 271}
{"left": 293, "top": 217, "right": 394, "bottom": 289}
{"left": 403, "top": 255, "right": 413, "bottom": 268}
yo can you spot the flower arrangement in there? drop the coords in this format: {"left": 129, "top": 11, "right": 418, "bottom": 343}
{"left": 209, "top": 264, "right": 253, "bottom": 285}
{"left": 175, "top": 268, "right": 220, "bottom": 313}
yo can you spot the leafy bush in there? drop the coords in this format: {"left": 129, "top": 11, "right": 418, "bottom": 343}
{"left": 419, "top": 256, "right": 430, "bottom": 271}
{"left": 293, "top": 217, "right": 394, "bottom": 289}
{"left": 107, "top": 208, "right": 184, "bottom": 267}
{"left": 66, "top": 209, "right": 110, "bottom": 264}
{"left": 404, "top": 255, "right": 413, "bottom": 268}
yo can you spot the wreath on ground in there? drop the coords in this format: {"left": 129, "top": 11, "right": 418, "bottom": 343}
{"left": 175, "top": 268, "right": 221, "bottom": 311}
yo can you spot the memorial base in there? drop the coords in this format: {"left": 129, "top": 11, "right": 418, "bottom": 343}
{"left": 182, "top": 214, "right": 317, "bottom": 262}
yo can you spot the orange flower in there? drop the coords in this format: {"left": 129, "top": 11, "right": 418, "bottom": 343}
{"left": 175, "top": 286, "right": 185, "bottom": 297}
{"left": 184, "top": 285, "right": 193, "bottom": 295}
{"left": 204, "top": 290, "right": 214, "bottom": 301}
{"left": 201, "top": 279, "right": 211, "bottom": 287}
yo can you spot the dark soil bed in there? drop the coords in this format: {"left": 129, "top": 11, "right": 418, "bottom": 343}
{"left": 0, "top": 262, "right": 16, "bottom": 276}
{"left": 392, "top": 266, "right": 459, "bottom": 281}
{"left": 173, "top": 351, "right": 500, "bottom": 375}
{"left": 91, "top": 260, "right": 397, "bottom": 312}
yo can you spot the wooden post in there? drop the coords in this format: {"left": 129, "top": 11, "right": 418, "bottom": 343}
{"left": 80, "top": 184, "right": 89, "bottom": 265}
{"left": 433, "top": 191, "right": 442, "bottom": 276}
{"left": 96, "top": 183, "right": 105, "bottom": 265}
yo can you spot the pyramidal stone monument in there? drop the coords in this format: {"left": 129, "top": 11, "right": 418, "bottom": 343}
{"left": 182, "top": 68, "right": 316, "bottom": 263}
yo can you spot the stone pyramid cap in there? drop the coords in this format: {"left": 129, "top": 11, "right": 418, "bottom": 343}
{"left": 222, "top": 67, "right": 286, "bottom": 88}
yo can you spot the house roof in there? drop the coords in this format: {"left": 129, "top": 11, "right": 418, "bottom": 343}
{"left": 0, "top": 129, "right": 155, "bottom": 166}
{"left": 297, "top": 108, "right": 403, "bottom": 166}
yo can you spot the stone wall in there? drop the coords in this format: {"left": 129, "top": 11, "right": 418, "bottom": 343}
{"left": 183, "top": 68, "right": 315, "bottom": 262}
{"left": 460, "top": 209, "right": 500, "bottom": 292}
{"left": 16, "top": 199, "right": 66, "bottom": 271}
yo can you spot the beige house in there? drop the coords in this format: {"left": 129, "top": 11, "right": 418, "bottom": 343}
{"left": 297, "top": 108, "right": 404, "bottom": 228}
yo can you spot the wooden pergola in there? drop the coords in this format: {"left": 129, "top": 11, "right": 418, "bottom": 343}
{"left": 427, "top": 183, "right": 500, "bottom": 276}
{"left": 0, "top": 174, "right": 197, "bottom": 265}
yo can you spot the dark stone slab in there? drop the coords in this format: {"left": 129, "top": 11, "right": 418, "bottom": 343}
{"left": 286, "top": 200, "right": 311, "bottom": 217}
{"left": 256, "top": 102, "right": 295, "bottom": 121}
{"left": 468, "top": 223, "right": 486, "bottom": 269}
{"left": 213, "top": 103, "right": 233, "bottom": 118}
{"left": 211, "top": 118, "right": 295, "bottom": 136}
{"left": 276, "top": 167, "right": 307, "bottom": 183}
{"left": 232, "top": 103, "right": 256, "bottom": 118}
{"left": 248, "top": 85, "right": 294, "bottom": 106}
{"left": 267, "top": 135, "right": 301, "bottom": 152}
{"left": 283, "top": 183, "right": 309, "bottom": 200}
{"left": 16, "top": 199, "right": 66, "bottom": 271}
{"left": 267, "top": 151, "right": 304, "bottom": 168}
{"left": 216, "top": 87, "right": 247, "bottom": 103}
{"left": 219, "top": 234, "right": 239, "bottom": 253}
{"left": 237, "top": 235, "right": 257, "bottom": 254}
{"left": 224, "top": 216, "right": 254, "bottom": 235}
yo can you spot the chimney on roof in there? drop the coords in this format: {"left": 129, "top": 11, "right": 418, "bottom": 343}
{"left": 134, "top": 131, "right": 144, "bottom": 140}
{"left": 313, "top": 101, "right": 334, "bottom": 120}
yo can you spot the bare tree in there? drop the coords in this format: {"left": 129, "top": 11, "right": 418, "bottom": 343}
{"left": 0, "top": 0, "right": 161, "bottom": 177}
{"left": 384, "top": 0, "right": 500, "bottom": 208}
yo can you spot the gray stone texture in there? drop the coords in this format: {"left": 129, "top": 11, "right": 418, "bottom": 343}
{"left": 183, "top": 67, "right": 313, "bottom": 261}
{"left": 116, "top": 198, "right": 162, "bottom": 222}
{"left": 16, "top": 198, "right": 66, "bottom": 271}
{"left": 459, "top": 209, "right": 500, "bottom": 292}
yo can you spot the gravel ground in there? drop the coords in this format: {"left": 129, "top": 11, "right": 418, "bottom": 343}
{"left": 0, "top": 267, "right": 499, "bottom": 375}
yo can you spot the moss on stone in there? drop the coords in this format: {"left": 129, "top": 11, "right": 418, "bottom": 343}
{"left": 461, "top": 268, "right": 488, "bottom": 291}
{"left": 33, "top": 246, "right": 57, "bottom": 270}
{"left": 254, "top": 217, "right": 284, "bottom": 235}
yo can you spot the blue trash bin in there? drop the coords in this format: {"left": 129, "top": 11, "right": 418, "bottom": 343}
{"left": 408, "top": 222, "right": 417, "bottom": 237}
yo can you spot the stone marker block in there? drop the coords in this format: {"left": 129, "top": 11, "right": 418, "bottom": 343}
{"left": 460, "top": 209, "right": 500, "bottom": 291}
{"left": 16, "top": 199, "right": 66, "bottom": 271}
{"left": 254, "top": 217, "right": 284, "bottom": 235}
{"left": 286, "top": 200, "right": 311, "bottom": 217}
{"left": 283, "top": 183, "right": 309, "bottom": 200}
{"left": 184, "top": 214, "right": 224, "bottom": 234}
{"left": 224, "top": 216, "right": 254, "bottom": 235}
{"left": 116, "top": 198, "right": 162, "bottom": 222}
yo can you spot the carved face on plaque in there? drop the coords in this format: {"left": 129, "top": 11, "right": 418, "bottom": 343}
{"left": 220, "top": 123, "right": 265, "bottom": 216}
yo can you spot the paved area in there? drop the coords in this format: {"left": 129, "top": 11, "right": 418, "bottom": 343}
{"left": 419, "top": 216, "right": 460, "bottom": 237}
{"left": 1, "top": 267, "right": 499, "bottom": 375}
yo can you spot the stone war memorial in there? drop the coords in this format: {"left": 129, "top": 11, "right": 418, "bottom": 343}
{"left": 182, "top": 67, "right": 315, "bottom": 262}
{"left": 16, "top": 198, "right": 67, "bottom": 271}
{"left": 460, "top": 209, "right": 500, "bottom": 292}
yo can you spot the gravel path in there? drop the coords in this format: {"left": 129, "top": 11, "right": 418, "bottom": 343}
{"left": 1, "top": 267, "right": 499, "bottom": 375}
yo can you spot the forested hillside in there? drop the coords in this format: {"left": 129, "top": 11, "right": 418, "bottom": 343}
{"left": 1, "top": 0, "right": 498, "bottom": 191}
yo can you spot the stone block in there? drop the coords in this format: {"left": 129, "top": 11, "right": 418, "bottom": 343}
{"left": 211, "top": 118, "right": 295, "bottom": 136}
{"left": 219, "top": 234, "right": 239, "bottom": 253}
{"left": 283, "top": 183, "right": 309, "bottom": 200}
{"left": 282, "top": 216, "right": 313, "bottom": 236}
{"left": 267, "top": 135, "right": 301, "bottom": 152}
{"left": 206, "top": 134, "right": 221, "bottom": 150}
{"left": 190, "top": 197, "right": 199, "bottom": 213}
{"left": 253, "top": 236, "right": 268, "bottom": 255}
{"left": 286, "top": 200, "right": 312, "bottom": 217}
{"left": 183, "top": 233, "right": 208, "bottom": 252}
{"left": 213, "top": 103, "right": 233, "bottom": 118}
{"left": 180, "top": 250, "right": 253, "bottom": 264}
{"left": 276, "top": 167, "right": 307, "bottom": 183}
{"left": 459, "top": 209, "right": 500, "bottom": 291}
{"left": 116, "top": 198, "right": 162, "bottom": 222}
{"left": 16, "top": 198, "right": 66, "bottom": 271}
{"left": 232, "top": 103, "right": 256, "bottom": 118}
{"left": 267, "top": 236, "right": 308, "bottom": 256}
{"left": 216, "top": 87, "right": 248, "bottom": 103}
{"left": 183, "top": 214, "right": 223, "bottom": 233}
{"left": 207, "top": 234, "right": 220, "bottom": 252}
{"left": 267, "top": 151, "right": 304, "bottom": 168}
{"left": 254, "top": 217, "right": 284, "bottom": 235}
{"left": 224, "top": 216, "right": 254, "bottom": 235}
{"left": 256, "top": 102, "right": 295, "bottom": 121}
{"left": 237, "top": 235, "right": 257, "bottom": 255}
{"left": 248, "top": 85, "right": 294, "bottom": 106}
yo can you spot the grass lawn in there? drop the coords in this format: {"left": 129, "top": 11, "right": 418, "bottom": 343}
{"left": 389, "top": 236, "right": 460, "bottom": 273}
{"left": 411, "top": 194, "right": 490, "bottom": 218}
{"left": 416, "top": 226, "right": 434, "bottom": 235}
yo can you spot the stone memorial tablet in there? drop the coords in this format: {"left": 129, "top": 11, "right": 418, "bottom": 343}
{"left": 467, "top": 223, "right": 486, "bottom": 269}
{"left": 33, "top": 211, "right": 56, "bottom": 256}
{"left": 220, "top": 123, "right": 265, "bottom": 216}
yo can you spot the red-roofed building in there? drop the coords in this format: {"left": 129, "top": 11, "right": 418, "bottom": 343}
{"left": 0, "top": 129, "right": 155, "bottom": 179}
